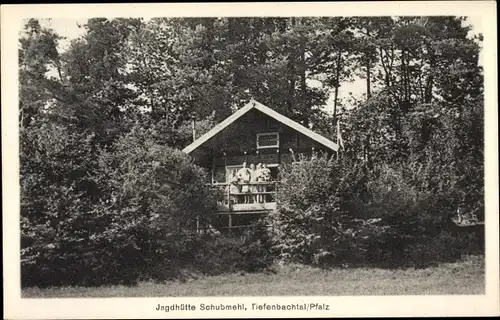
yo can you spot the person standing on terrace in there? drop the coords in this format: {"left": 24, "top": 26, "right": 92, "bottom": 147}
{"left": 255, "top": 163, "right": 264, "bottom": 203}
{"left": 249, "top": 163, "right": 259, "bottom": 203}
{"left": 237, "top": 162, "right": 251, "bottom": 203}
{"left": 228, "top": 169, "right": 240, "bottom": 204}
{"left": 261, "top": 164, "right": 271, "bottom": 202}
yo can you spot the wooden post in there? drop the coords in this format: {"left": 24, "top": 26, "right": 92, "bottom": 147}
{"left": 211, "top": 155, "right": 215, "bottom": 184}
{"left": 227, "top": 181, "right": 231, "bottom": 209}
{"left": 227, "top": 176, "right": 232, "bottom": 234}
{"left": 223, "top": 151, "right": 227, "bottom": 182}
{"left": 336, "top": 120, "right": 343, "bottom": 161}
{"left": 192, "top": 120, "right": 196, "bottom": 142}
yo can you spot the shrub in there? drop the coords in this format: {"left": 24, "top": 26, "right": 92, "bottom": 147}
{"left": 194, "top": 233, "right": 274, "bottom": 276}
{"left": 268, "top": 152, "right": 483, "bottom": 269}
{"left": 237, "top": 220, "right": 275, "bottom": 272}
{"left": 21, "top": 125, "right": 219, "bottom": 287}
{"left": 142, "top": 221, "right": 275, "bottom": 282}
{"left": 20, "top": 120, "right": 105, "bottom": 287}
{"left": 267, "top": 153, "right": 363, "bottom": 265}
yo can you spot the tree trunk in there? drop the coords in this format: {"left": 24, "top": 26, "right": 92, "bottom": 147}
{"left": 333, "top": 85, "right": 339, "bottom": 123}
{"left": 365, "top": 28, "right": 372, "bottom": 100}
{"left": 404, "top": 50, "right": 411, "bottom": 102}
{"left": 299, "top": 41, "right": 307, "bottom": 105}
{"left": 299, "top": 35, "right": 307, "bottom": 124}
{"left": 286, "top": 19, "right": 297, "bottom": 115}
{"left": 287, "top": 62, "right": 296, "bottom": 114}
{"left": 401, "top": 49, "right": 407, "bottom": 101}
{"left": 332, "top": 53, "right": 342, "bottom": 123}
{"left": 366, "top": 56, "right": 371, "bottom": 99}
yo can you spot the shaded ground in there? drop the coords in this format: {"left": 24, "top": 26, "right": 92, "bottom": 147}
{"left": 22, "top": 255, "right": 484, "bottom": 298}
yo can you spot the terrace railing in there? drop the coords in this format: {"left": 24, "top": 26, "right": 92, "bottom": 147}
{"left": 208, "top": 181, "right": 278, "bottom": 211}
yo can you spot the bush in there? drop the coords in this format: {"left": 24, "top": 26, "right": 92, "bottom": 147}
{"left": 141, "top": 221, "right": 275, "bottom": 282}
{"left": 197, "top": 220, "right": 275, "bottom": 275}
{"left": 21, "top": 125, "right": 219, "bottom": 287}
{"left": 268, "top": 152, "right": 483, "bottom": 269}
{"left": 268, "top": 153, "right": 362, "bottom": 265}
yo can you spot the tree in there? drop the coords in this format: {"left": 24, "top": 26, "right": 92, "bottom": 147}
{"left": 20, "top": 18, "right": 219, "bottom": 287}
{"left": 309, "top": 18, "right": 358, "bottom": 123}
{"left": 58, "top": 18, "right": 141, "bottom": 146}
{"left": 18, "top": 19, "right": 64, "bottom": 128}
{"left": 20, "top": 16, "right": 484, "bottom": 281}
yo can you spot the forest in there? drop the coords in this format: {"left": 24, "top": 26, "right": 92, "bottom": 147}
{"left": 19, "top": 16, "right": 484, "bottom": 287}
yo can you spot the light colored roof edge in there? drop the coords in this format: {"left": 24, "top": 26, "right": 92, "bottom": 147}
{"left": 182, "top": 101, "right": 255, "bottom": 154}
{"left": 182, "top": 99, "right": 339, "bottom": 154}
{"left": 252, "top": 101, "right": 339, "bottom": 152}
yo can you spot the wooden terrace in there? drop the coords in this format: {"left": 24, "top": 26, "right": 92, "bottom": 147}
{"left": 209, "top": 181, "right": 277, "bottom": 232}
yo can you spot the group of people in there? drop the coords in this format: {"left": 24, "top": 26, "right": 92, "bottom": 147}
{"left": 227, "top": 162, "right": 272, "bottom": 204}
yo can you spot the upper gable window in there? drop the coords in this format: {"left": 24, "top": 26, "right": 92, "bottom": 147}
{"left": 267, "top": 119, "right": 280, "bottom": 130}
{"left": 257, "top": 132, "right": 279, "bottom": 149}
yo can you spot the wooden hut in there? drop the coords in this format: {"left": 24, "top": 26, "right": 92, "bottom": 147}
{"left": 183, "top": 99, "right": 339, "bottom": 231}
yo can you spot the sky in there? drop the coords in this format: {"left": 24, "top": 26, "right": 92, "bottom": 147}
{"left": 37, "top": 16, "right": 484, "bottom": 114}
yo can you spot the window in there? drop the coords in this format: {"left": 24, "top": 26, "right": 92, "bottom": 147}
{"left": 256, "top": 132, "right": 279, "bottom": 149}
{"left": 267, "top": 119, "right": 280, "bottom": 130}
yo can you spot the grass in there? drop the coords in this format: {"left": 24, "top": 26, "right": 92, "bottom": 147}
{"left": 22, "top": 255, "right": 484, "bottom": 298}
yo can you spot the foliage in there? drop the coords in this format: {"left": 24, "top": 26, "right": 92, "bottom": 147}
{"left": 269, "top": 152, "right": 484, "bottom": 268}
{"left": 193, "top": 225, "right": 274, "bottom": 277}
{"left": 19, "top": 16, "right": 484, "bottom": 286}
{"left": 21, "top": 120, "right": 218, "bottom": 287}
{"left": 268, "top": 154, "right": 362, "bottom": 265}
{"left": 139, "top": 221, "right": 275, "bottom": 282}
{"left": 95, "top": 125, "right": 219, "bottom": 233}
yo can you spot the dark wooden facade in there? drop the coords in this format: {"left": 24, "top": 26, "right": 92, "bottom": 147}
{"left": 197, "top": 108, "right": 332, "bottom": 182}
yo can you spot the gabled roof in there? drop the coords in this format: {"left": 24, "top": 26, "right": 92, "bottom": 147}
{"left": 182, "top": 99, "right": 339, "bottom": 154}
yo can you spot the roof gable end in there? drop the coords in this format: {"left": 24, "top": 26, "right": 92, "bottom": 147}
{"left": 182, "top": 99, "right": 339, "bottom": 154}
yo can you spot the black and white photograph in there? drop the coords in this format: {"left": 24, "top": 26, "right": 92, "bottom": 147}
{"left": 2, "top": 2, "right": 499, "bottom": 319}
